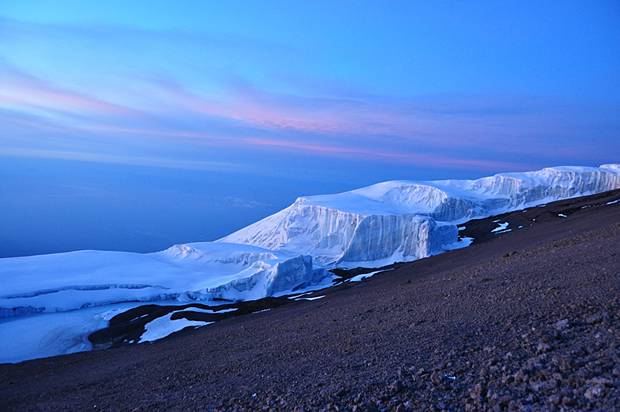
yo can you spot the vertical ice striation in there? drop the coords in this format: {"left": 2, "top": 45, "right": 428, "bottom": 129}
{"left": 338, "top": 215, "right": 458, "bottom": 266}
{"left": 1, "top": 163, "right": 619, "bottom": 362}
{"left": 221, "top": 164, "right": 620, "bottom": 267}
{"left": 0, "top": 243, "right": 323, "bottom": 316}
{"left": 2, "top": 165, "right": 620, "bottom": 319}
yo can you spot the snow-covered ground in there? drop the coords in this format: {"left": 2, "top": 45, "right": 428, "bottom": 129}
{"left": 139, "top": 312, "right": 213, "bottom": 343}
{"left": 346, "top": 269, "right": 392, "bottom": 283}
{"left": 0, "top": 242, "right": 323, "bottom": 317}
{"left": 1, "top": 163, "right": 619, "bottom": 363}
{"left": 0, "top": 243, "right": 326, "bottom": 363}
{"left": 0, "top": 302, "right": 139, "bottom": 363}
{"left": 491, "top": 222, "right": 511, "bottom": 234}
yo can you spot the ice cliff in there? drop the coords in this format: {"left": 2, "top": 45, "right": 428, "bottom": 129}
{"left": 221, "top": 164, "right": 620, "bottom": 266}
{"left": 1, "top": 163, "right": 619, "bottom": 362}
{"left": 0, "top": 242, "right": 321, "bottom": 317}
{"left": 3, "top": 164, "right": 619, "bottom": 315}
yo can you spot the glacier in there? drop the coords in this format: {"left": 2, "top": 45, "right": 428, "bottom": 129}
{"left": 0, "top": 242, "right": 322, "bottom": 317}
{"left": 0, "top": 242, "right": 327, "bottom": 362}
{"left": 221, "top": 164, "right": 620, "bottom": 266}
{"left": 1, "top": 163, "right": 619, "bottom": 362}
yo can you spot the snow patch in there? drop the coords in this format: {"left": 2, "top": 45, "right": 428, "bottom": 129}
{"left": 346, "top": 270, "right": 387, "bottom": 283}
{"left": 176, "top": 307, "right": 237, "bottom": 314}
{"left": 139, "top": 312, "right": 212, "bottom": 343}
{"left": 444, "top": 237, "right": 474, "bottom": 250}
{"left": 491, "top": 222, "right": 509, "bottom": 233}
{"left": 294, "top": 295, "right": 325, "bottom": 301}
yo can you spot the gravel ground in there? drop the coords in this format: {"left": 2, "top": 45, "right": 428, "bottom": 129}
{"left": 1, "top": 191, "right": 619, "bottom": 411}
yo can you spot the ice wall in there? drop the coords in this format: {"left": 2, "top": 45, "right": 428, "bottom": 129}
{"left": 0, "top": 243, "right": 322, "bottom": 317}
{"left": 221, "top": 164, "right": 620, "bottom": 266}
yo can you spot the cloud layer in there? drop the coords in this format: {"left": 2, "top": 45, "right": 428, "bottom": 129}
{"left": 1, "top": 16, "right": 619, "bottom": 174}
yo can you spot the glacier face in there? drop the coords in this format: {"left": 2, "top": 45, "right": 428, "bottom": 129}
{"left": 0, "top": 241, "right": 330, "bottom": 362}
{"left": 221, "top": 164, "right": 620, "bottom": 266}
{"left": 1, "top": 163, "right": 619, "bottom": 362}
{"left": 0, "top": 242, "right": 323, "bottom": 318}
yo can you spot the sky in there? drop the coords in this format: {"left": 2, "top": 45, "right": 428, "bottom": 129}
{"left": 1, "top": 1, "right": 619, "bottom": 257}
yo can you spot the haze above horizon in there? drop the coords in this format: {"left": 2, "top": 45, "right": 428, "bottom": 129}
{"left": 1, "top": 1, "right": 619, "bottom": 257}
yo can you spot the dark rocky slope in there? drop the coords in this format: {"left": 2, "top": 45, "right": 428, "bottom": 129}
{"left": 1, "top": 190, "right": 619, "bottom": 411}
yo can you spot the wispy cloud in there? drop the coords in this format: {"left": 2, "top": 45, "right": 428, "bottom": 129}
{"left": 0, "top": 63, "right": 134, "bottom": 117}
{"left": 240, "top": 137, "right": 527, "bottom": 170}
{"left": 0, "top": 147, "right": 243, "bottom": 172}
{"left": 3, "top": 69, "right": 615, "bottom": 171}
{"left": 1, "top": 17, "right": 618, "bottom": 174}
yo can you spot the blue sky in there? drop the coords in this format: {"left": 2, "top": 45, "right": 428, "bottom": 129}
{"left": 1, "top": 1, "right": 619, "bottom": 257}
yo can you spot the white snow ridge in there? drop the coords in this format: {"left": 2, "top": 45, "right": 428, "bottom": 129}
{"left": 221, "top": 164, "right": 620, "bottom": 266}
{"left": 0, "top": 163, "right": 619, "bottom": 362}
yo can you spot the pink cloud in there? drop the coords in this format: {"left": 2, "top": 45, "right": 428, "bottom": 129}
{"left": 0, "top": 66, "right": 134, "bottom": 116}
{"left": 2, "top": 66, "right": 604, "bottom": 171}
{"left": 61, "top": 123, "right": 527, "bottom": 171}
{"left": 241, "top": 137, "right": 528, "bottom": 171}
{"left": 142, "top": 79, "right": 470, "bottom": 145}
{"left": 145, "top": 80, "right": 590, "bottom": 154}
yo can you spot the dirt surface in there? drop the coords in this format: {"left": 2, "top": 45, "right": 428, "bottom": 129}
{"left": 1, "top": 190, "right": 619, "bottom": 411}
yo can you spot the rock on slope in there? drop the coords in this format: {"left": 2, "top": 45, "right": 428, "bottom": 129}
{"left": 221, "top": 164, "right": 620, "bottom": 266}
